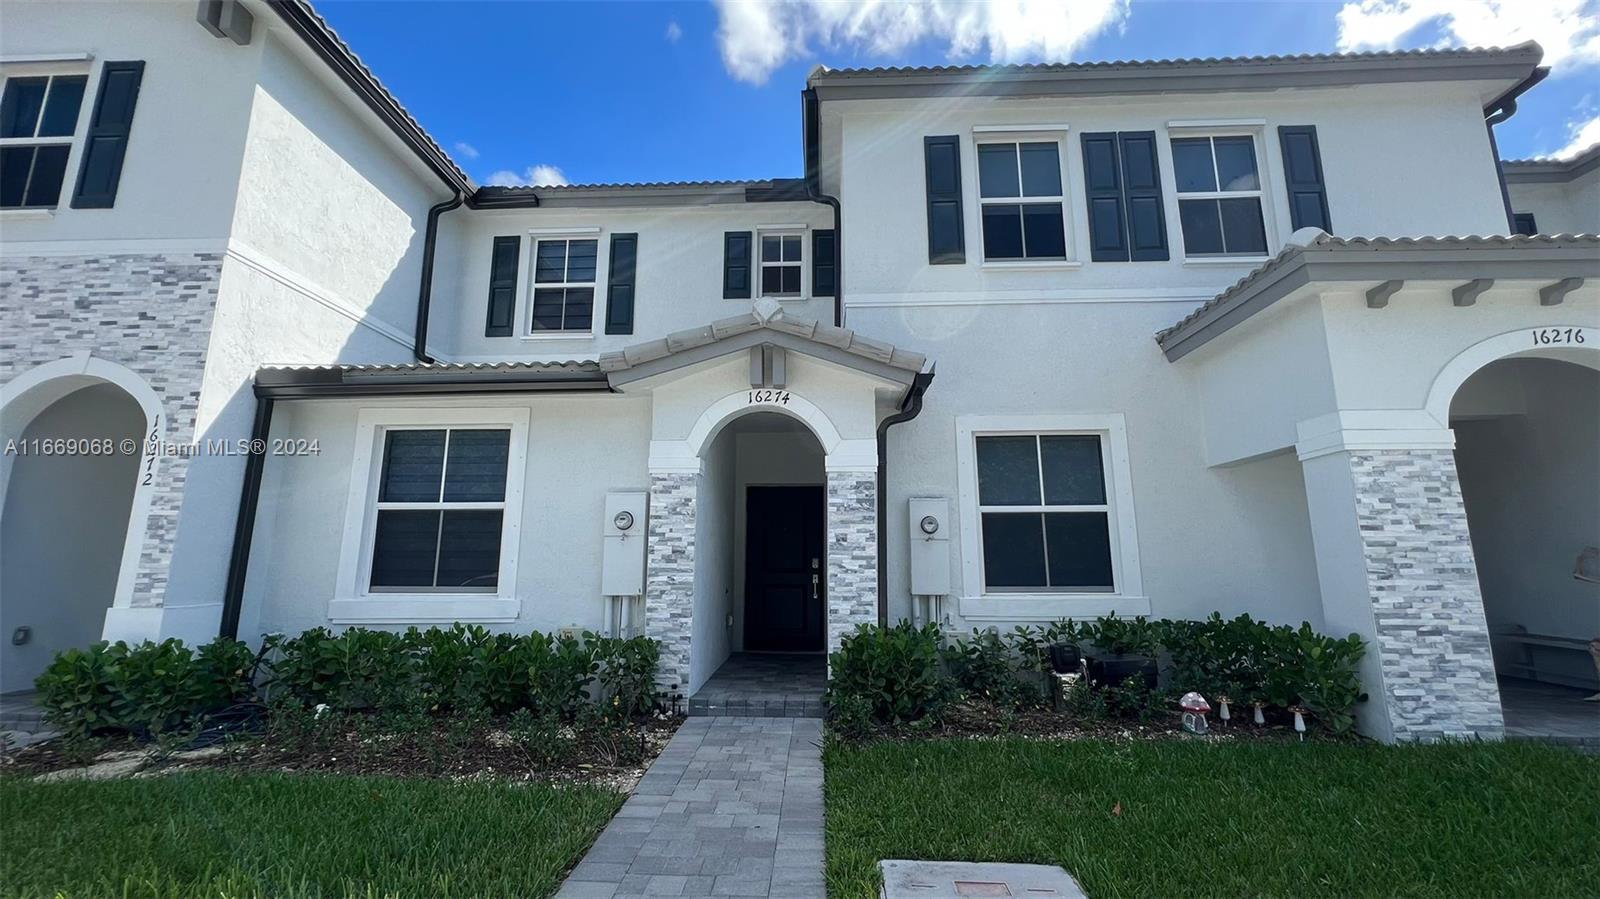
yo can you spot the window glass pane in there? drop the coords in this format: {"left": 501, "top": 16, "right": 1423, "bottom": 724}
{"left": 0, "top": 146, "right": 34, "bottom": 208}
{"left": 1172, "top": 138, "right": 1217, "bottom": 193}
{"left": 978, "top": 143, "right": 1020, "bottom": 198}
{"left": 780, "top": 266, "right": 801, "bottom": 294}
{"left": 1021, "top": 203, "right": 1066, "bottom": 258}
{"left": 982, "top": 512, "right": 1047, "bottom": 588}
{"left": 1178, "top": 198, "right": 1224, "bottom": 255}
{"left": 563, "top": 287, "right": 593, "bottom": 330}
{"left": 534, "top": 241, "right": 567, "bottom": 283}
{"left": 370, "top": 510, "right": 441, "bottom": 588}
{"left": 441, "top": 429, "right": 509, "bottom": 502}
{"left": 0, "top": 77, "right": 47, "bottom": 138}
{"left": 379, "top": 430, "right": 445, "bottom": 502}
{"left": 531, "top": 288, "right": 566, "bottom": 330}
{"left": 22, "top": 144, "right": 67, "bottom": 207}
{"left": 976, "top": 435, "right": 1040, "bottom": 505}
{"left": 1040, "top": 435, "right": 1106, "bottom": 505}
{"left": 37, "top": 75, "right": 86, "bottom": 137}
{"left": 436, "top": 511, "right": 502, "bottom": 590}
{"left": 762, "top": 235, "right": 782, "bottom": 262}
{"left": 1219, "top": 197, "right": 1267, "bottom": 255}
{"left": 981, "top": 204, "right": 1024, "bottom": 259}
{"left": 781, "top": 235, "right": 801, "bottom": 261}
{"left": 566, "top": 240, "right": 597, "bottom": 283}
{"left": 1213, "top": 137, "right": 1259, "bottom": 191}
{"left": 761, "top": 266, "right": 783, "bottom": 295}
{"left": 1019, "top": 142, "right": 1061, "bottom": 196}
{"left": 1044, "top": 512, "right": 1114, "bottom": 590}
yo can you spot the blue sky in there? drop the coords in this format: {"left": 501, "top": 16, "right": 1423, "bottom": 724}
{"left": 315, "top": 0, "right": 1600, "bottom": 187}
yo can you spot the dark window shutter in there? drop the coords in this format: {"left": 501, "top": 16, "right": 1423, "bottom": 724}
{"left": 1081, "top": 132, "right": 1128, "bottom": 262}
{"left": 71, "top": 60, "right": 144, "bottom": 209}
{"left": 923, "top": 135, "right": 965, "bottom": 264}
{"left": 1118, "top": 131, "right": 1168, "bottom": 261}
{"left": 1512, "top": 212, "right": 1537, "bottom": 236}
{"left": 484, "top": 236, "right": 519, "bottom": 337}
{"left": 723, "top": 231, "right": 752, "bottom": 299}
{"left": 811, "top": 229, "right": 836, "bottom": 297}
{"left": 1278, "top": 125, "right": 1332, "bottom": 233}
{"left": 605, "top": 233, "right": 638, "bottom": 335}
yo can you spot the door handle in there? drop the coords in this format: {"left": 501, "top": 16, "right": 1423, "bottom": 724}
{"left": 811, "top": 573, "right": 819, "bottom": 600}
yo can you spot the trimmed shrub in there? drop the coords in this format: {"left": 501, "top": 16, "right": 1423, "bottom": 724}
{"left": 35, "top": 637, "right": 256, "bottom": 739}
{"left": 826, "top": 621, "right": 954, "bottom": 726}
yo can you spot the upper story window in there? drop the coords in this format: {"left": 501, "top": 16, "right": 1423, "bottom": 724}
{"left": 0, "top": 72, "right": 87, "bottom": 209}
{"left": 1171, "top": 135, "right": 1268, "bottom": 257}
{"left": 978, "top": 140, "right": 1067, "bottom": 260}
{"left": 759, "top": 233, "right": 802, "bottom": 297}
{"left": 1512, "top": 212, "right": 1537, "bottom": 236}
{"left": 369, "top": 427, "right": 510, "bottom": 593}
{"left": 531, "top": 237, "right": 597, "bottom": 332}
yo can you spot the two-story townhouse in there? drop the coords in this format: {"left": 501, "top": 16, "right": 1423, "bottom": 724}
{"left": 2, "top": 1, "right": 1595, "bottom": 742}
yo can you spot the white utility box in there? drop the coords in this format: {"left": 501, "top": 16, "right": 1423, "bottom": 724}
{"left": 601, "top": 491, "right": 648, "bottom": 597}
{"left": 908, "top": 496, "right": 951, "bottom": 597}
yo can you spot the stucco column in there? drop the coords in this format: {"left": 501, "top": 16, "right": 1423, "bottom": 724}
{"left": 826, "top": 467, "right": 878, "bottom": 653}
{"left": 1299, "top": 436, "right": 1503, "bottom": 742}
{"left": 644, "top": 470, "right": 696, "bottom": 695}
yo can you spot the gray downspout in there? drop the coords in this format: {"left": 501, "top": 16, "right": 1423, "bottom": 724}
{"left": 413, "top": 190, "right": 465, "bottom": 363}
{"left": 802, "top": 87, "right": 843, "bottom": 327}
{"left": 1483, "top": 67, "right": 1549, "bottom": 234}
{"left": 875, "top": 369, "right": 934, "bottom": 627}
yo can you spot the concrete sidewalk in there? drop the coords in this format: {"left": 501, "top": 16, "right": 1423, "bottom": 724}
{"left": 556, "top": 716, "right": 825, "bottom": 898}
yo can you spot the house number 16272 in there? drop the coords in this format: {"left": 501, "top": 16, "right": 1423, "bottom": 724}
{"left": 748, "top": 389, "right": 792, "bottom": 405}
{"left": 1531, "top": 327, "right": 1584, "bottom": 346}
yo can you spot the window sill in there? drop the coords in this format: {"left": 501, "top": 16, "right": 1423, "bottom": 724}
{"left": 519, "top": 332, "right": 595, "bottom": 341}
{"left": 1182, "top": 256, "right": 1271, "bottom": 267}
{"left": 980, "top": 260, "right": 1083, "bottom": 271}
{"left": 0, "top": 208, "right": 57, "bottom": 220}
{"left": 328, "top": 596, "right": 520, "bottom": 624}
{"left": 957, "top": 593, "right": 1150, "bottom": 622}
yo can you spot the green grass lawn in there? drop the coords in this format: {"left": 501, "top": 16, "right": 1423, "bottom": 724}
{"left": 825, "top": 737, "right": 1600, "bottom": 898}
{"left": 0, "top": 772, "right": 623, "bottom": 899}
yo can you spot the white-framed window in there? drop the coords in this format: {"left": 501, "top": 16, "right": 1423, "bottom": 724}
{"left": 1170, "top": 134, "right": 1268, "bottom": 258}
{"left": 333, "top": 407, "right": 529, "bottom": 623}
{"left": 759, "top": 232, "right": 803, "bottom": 297}
{"left": 530, "top": 236, "right": 598, "bottom": 332}
{"left": 976, "top": 139, "right": 1069, "bottom": 261}
{"left": 955, "top": 414, "right": 1145, "bottom": 618}
{"left": 0, "top": 69, "right": 88, "bottom": 209}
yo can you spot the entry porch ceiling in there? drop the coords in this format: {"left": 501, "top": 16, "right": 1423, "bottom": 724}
{"left": 1157, "top": 233, "right": 1600, "bottom": 363}
{"left": 599, "top": 299, "right": 928, "bottom": 387}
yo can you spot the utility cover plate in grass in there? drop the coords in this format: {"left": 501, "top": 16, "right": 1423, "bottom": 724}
{"left": 880, "top": 860, "right": 1087, "bottom": 898}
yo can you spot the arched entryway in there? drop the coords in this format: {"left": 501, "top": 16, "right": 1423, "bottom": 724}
{"left": 0, "top": 378, "right": 147, "bottom": 693}
{"left": 1450, "top": 353, "right": 1600, "bottom": 740}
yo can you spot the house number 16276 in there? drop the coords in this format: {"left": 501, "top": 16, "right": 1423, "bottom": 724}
{"left": 1531, "top": 327, "right": 1584, "bottom": 346}
{"left": 748, "top": 389, "right": 792, "bottom": 405}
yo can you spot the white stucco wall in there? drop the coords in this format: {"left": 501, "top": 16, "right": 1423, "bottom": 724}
{"left": 1506, "top": 165, "right": 1600, "bottom": 235}
{"left": 689, "top": 427, "right": 736, "bottom": 693}
{"left": 436, "top": 202, "right": 835, "bottom": 363}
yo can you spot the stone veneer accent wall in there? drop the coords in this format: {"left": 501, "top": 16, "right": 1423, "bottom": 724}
{"left": 1348, "top": 449, "right": 1504, "bottom": 740}
{"left": 826, "top": 470, "right": 878, "bottom": 652}
{"left": 644, "top": 471, "right": 697, "bottom": 692}
{"left": 0, "top": 253, "right": 223, "bottom": 608}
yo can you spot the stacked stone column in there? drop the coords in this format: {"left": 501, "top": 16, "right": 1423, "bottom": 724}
{"left": 825, "top": 469, "right": 878, "bottom": 652}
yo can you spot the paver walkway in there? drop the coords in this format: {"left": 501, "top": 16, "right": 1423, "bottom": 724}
{"left": 556, "top": 716, "right": 825, "bottom": 898}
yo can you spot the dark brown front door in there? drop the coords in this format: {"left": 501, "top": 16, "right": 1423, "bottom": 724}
{"left": 744, "top": 485, "right": 825, "bottom": 652}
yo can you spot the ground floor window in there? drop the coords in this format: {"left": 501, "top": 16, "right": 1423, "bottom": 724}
{"left": 370, "top": 427, "right": 509, "bottom": 592}
{"left": 957, "top": 414, "right": 1142, "bottom": 605}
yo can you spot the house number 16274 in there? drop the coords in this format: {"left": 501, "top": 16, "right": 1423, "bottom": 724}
{"left": 1531, "top": 327, "right": 1584, "bottom": 346}
{"left": 748, "top": 389, "right": 792, "bottom": 405}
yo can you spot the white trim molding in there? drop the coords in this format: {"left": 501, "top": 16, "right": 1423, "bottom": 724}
{"left": 1295, "top": 411, "right": 1455, "bottom": 462}
{"left": 331, "top": 406, "right": 531, "bottom": 624}
{"left": 1423, "top": 325, "right": 1600, "bottom": 426}
{"left": 954, "top": 413, "right": 1144, "bottom": 616}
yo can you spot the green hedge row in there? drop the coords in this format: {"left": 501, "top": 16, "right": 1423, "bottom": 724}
{"left": 35, "top": 624, "right": 661, "bottom": 740}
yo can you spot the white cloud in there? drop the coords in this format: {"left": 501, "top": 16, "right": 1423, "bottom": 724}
{"left": 712, "top": 0, "right": 1131, "bottom": 86}
{"left": 1553, "top": 111, "right": 1600, "bottom": 157}
{"left": 666, "top": 20, "right": 684, "bottom": 43}
{"left": 485, "top": 164, "right": 570, "bottom": 187}
{"left": 1336, "top": 0, "right": 1600, "bottom": 73}
{"left": 453, "top": 141, "right": 480, "bottom": 160}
